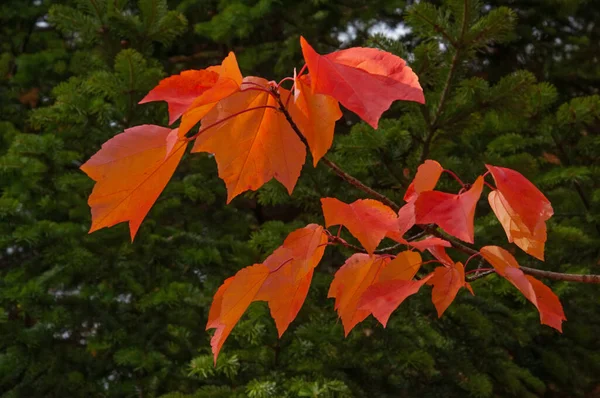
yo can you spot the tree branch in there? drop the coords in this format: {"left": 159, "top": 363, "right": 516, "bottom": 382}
{"left": 275, "top": 84, "right": 600, "bottom": 285}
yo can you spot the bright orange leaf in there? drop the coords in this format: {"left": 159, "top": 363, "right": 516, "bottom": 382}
{"left": 80, "top": 125, "right": 187, "bottom": 240}
{"left": 139, "top": 69, "right": 219, "bottom": 124}
{"left": 206, "top": 264, "right": 269, "bottom": 363}
{"left": 300, "top": 37, "right": 424, "bottom": 129}
{"left": 140, "top": 53, "right": 242, "bottom": 136}
{"left": 427, "top": 245, "right": 455, "bottom": 267}
{"left": 378, "top": 250, "right": 423, "bottom": 282}
{"left": 414, "top": 176, "right": 484, "bottom": 243}
{"left": 404, "top": 159, "right": 443, "bottom": 202}
{"left": 489, "top": 190, "right": 547, "bottom": 260}
{"left": 480, "top": 245, "right": 565, "bottom": 331}
{"left": 427, "top": 262, "right": 471, "bottom": 317}
{"left": 321, "top": 198, "right": 401, "bottom": 253}
{"left": 486, "top": 165, "right": 553, "bottom": 234}
{"left": 287, "top": 74, "right": 342, "bottom": 165}
{"left": 192, "top": 77, "right": 305, "bottom": 203}
{"left": 206, "top": 224, "right": 327, "bottom": 361}
{"left": 396, "top": 199, "right": 416, "bottom": 239}
{"left": 408, "top": 237, "right": 451, "bottom": 252}
{"left": 525, "top": 275, "right": 567, "bottom": 332}
{"left": 358, "top": 274, "right": 433, "bottom": 327}
{"left": 328, "top": 254, "right": 391, "bottom": 335}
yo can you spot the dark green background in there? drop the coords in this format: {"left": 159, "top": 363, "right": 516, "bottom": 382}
{"left": 1, "top": 0, "right": 599, "bottom": 396}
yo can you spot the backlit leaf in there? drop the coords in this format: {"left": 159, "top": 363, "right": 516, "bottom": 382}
{"left": 489, "top": 190, "right": 546, "bottom": 260}
{"left": 321, "top": 198, "right": 400, "bottom": 253}
{"left": 207, "top": 224, "right": 327, "bottom": 361}
{"left": 480, "top": 246, "right": 565, "bottom": 331}
{"left": 358, "top": 275, "right": 433, "bottom": 327}
{"left": 328, "top": 254, "right": 391, "bottom": 335}
{"left": 192, "top": 77, "right": 305, "bottom": 202}
{"left": 486, "top": 165, "right": 553, "bottom": 234}
{"left": 81, "top": 125, "right": 187, "bottom": 240}
{"left": 427, "top": 262, "right": 470, "bottom": 317}
{"left": 415, "top": 176, "right": 484, "bottom": 243}
{"left": 300, "top": 37, "right": 424, "bottom": 129}
{"left": 287, "top": 74, "right": 342, "bottom": 165}
{"left": 404, "top": 160, "right": 443, "bottom": 202}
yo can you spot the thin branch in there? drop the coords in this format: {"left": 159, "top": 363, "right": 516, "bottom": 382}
{"left": 519, "top": 267, "right": 600, "bottom": 284}
{"left": 410, "top": 10, "right": 458, "bottom": 48}
{"left": 467, "top": 270, "right": 495, "bottom": 281}
{"left": 275, "top": 92, "right": 402, "bottom": 211}
{"left": 274, "top": 83, "right": 600, "bottom": 285}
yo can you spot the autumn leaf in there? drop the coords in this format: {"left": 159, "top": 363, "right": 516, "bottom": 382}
{"left": 139, "top": 69, "right": 219, "bottom": 124}
{"left": 287, "top": 74, "right": 342, "bottom": 165}
{"left": 396, "top": 199, "right": 416, "bottom": 239}
{"left": 207, "top": 224, "right": 327, "bottom": 361}
{"left": 206, "top": 264, "right": 269, "bottom": 363}
{"left": 321, "top": 198, "right": 401, "bottom": 253}
{"left": 328, "top": 254, "right": 391, "bottom": 335}
{"left": 408, "top": 237, "right": 451, "bottom": 252}
{"left": 404, "top": 160, "right": 443, "bottom": 202}
{"left": 480, "top": 246, "right": 566, "bottom": 331}
{"left": 329, "top": 251, "right": 425, "bottom": 334}
{"left": 414, "top": 176, "right": 484, "bottom": 243}
{"left": 486, "top": 165, "right": 553, "bottom": 234}
{"left": 525, "top": 275, "right": 567, "bottom": 332}
{"left": 488, "top": 190, "right": 547, "bottom": 260}
{"left": 300, "top": 37, "right": 424, "bottom": 129}
{"left": 427, "top": 262, "right": 470, "bottom": 317}
{"left": 427, "top": 246, "right": 454, "bottom": 267}
{"left": 378, "top": 250, "right": 423, "bottom": 282}
{"left": 358, "top": 275, "right": 433, "bottom": 327}
{"left": 192, "top": 77, "right": 305, "bottom": 203}
{"left": 81, "top": 125, "right": 187, "bottom": 241}
{"left": 140, "top": 52, "right": 243, "bottom": 136}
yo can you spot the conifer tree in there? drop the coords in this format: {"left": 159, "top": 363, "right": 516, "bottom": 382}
{"left": 1, "top": 0, "right": 599, "bottom": 397}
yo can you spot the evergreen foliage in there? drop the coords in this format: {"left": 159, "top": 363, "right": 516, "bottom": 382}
{"left": 1, "top": 0, "right": 598, "bottom": 397}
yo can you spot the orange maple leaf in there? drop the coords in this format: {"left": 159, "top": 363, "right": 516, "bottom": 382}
{"left": 140, "top": 52, "right": 243, "bottom": 137}
{"left": 358, "top": 274, "right": 433, "bottom": 327}
{"left": 287, "top": 74, "right": 342, "bottom": 165}
{"left": 139, "top": 69, "right": 219, "bottom": 124}
{"left": 300, "top": 37, "right": 424, "bottom": 129}
{"left": 192, "top": 77, "right": 305, "bottom": 202}
{"left": 404, "top": 159, "right": 443, "bottom": 202}
{"left": 329, "top": 251, "right": 423, "bottom": 335}
{"left": 427, "top": 262, "right": 472, "bottom": 317}
{"left": 488, "top": 190, "right": 547, "bottom": 260}
{"left": 486, "top": 165, "right": 553, "bottom": 234}
{"left": 81, "top": 125, "right": 187, "bottom": 240}
{"left": 328, "top": 254, "right": 391, "bottom": 335}
{"left": 414, "top": 176, "right": 484, "bottom": 243}
{"left": 480, "top": 246, "right": 566, "bottom": 331}
{"left": 206, "top": 224, "right": 327, "bottom": 361}
{"left": 320, "top": 198, "right": 401, "bottom": 253}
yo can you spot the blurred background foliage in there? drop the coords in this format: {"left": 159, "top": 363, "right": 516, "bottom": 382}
{"left": 0, "top": 0, "right": 598, "bottom": 396}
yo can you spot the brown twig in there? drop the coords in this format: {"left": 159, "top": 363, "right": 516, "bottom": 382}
{"left": 275, "top": 86, "right": 600, "bottom": 285}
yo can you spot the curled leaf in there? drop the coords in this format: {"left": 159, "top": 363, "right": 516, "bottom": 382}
{"left": 415, "top": 176, "right": 484, "bottom": 243}
{"left": 300, "top": 37, "right": 424, "bottom": 129}
{"left": 489, "top": 190, "right": 547, "bottom": 260}
{"left": 480, "top": 246, "right": 566, "bottom": 331}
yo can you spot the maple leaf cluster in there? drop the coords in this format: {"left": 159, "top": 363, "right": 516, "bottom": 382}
{"left": 80, "top": 37, "right": 565, "bottom": 362}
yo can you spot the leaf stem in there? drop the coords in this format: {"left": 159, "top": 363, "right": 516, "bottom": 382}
{"left": 443, "top": 169, "right": 465, "bottom": 187}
